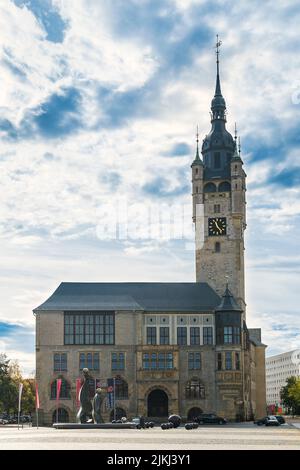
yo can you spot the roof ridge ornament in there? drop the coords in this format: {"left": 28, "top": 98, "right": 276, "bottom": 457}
{"left": 214, "top": 34, "right": 222, "bottom": 97}
{"left": 191, "top": 125, "right": 203, "bottom": 167}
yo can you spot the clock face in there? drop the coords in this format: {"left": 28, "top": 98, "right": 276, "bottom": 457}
{"left": 208, "top": 217, "right": 227, "bottom": 236}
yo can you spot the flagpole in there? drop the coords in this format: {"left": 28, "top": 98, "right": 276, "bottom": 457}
{"left": 113, "top": 377, "right": 116, "bottom": 421}
{"left": 35, "top": 380, "right": 40, "bottom": 429}
{"left": 18, "top": 383, "right": 23, "bottom": 431}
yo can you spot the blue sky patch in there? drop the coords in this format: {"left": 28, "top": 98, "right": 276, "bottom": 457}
{"left": 12, "top": 0, "right": 68, "bottom": 43}
{"left": 34, "top": 87, "right": 82, "bottom": 138}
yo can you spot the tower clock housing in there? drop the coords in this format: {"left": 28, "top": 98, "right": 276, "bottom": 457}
{"left": 192, "top": 46, "right": 246, "bottom": 312}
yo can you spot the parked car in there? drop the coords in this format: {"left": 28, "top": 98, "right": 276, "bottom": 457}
{"left": 274, "top": 415, "right": 285, "bottom": 424}
{"left": 265, "top": 416, "right": 280, "bottom": 426}
{"left": 195, "top": 413, "right": 227, "bottom": 425}
{"left": 254, "top": 416, "right": 268, "bottom": 426}
{"left": 0, "top": 419, "right": 8, "bottom": 425}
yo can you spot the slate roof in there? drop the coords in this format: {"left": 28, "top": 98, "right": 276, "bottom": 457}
{"left": 33, "top": 282, "right": 221, "bottom": 313}
{"left": 215, "top": 286, "right": 242, "bottom": 312}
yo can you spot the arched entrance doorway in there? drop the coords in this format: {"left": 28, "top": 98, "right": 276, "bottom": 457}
{"left": 110, "top": 408, "right": 127, "bottom": 421}
{"left": 187, "top": 407, "right": 203, "bottom": 421}
{"left": 52, "top": 408, "right": 69, "bottom": 423}
{"left": 147, "top": 389, "right": 168, "bottom": 417}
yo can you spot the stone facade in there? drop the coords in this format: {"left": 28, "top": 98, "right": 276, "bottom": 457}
{"left": 34, "top": 44, "right": 266, "bottom": 426}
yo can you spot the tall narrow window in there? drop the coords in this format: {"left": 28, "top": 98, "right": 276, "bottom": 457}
{"left": 235, "top": 352, "right": 240, "bottom": 370}
{"left": 54, "top": 353, "right": 67, "bottom": 372}
{"left": 224, "top": 326, "right": 233, "bottom": 344}
{"left": 217, "top": 353, "right": 222, "bottom": 370}
{"left": 147, "top": 327, "right": 157, "bottom": 345}
{"left": 215, "top": 242, "right": 221, "bottom": 253}
{"left": 190, "top": 327, "right": 200, "bottom": 345}
{"left": 112, "top": 353, "right": 125, "bottom": 371}
{"left": 233, "top": 327, "right": 241, "bottom": 344}
{"left": 203, "top": 327, "right": 213, "bottom": 345}
{"left": 188, "top": 352, "right": 201, "bottom": 370}
{"left": 51, "top": 378, "right": 71, "bottom": 399}
{"left": 177, "top": 327, "right": 187, "bottom": 345}
{"left": 160, "top": 327, "right": 169, "bottom": 345}
{"left": 225, "top": 352, "right": 232, "bottom": 370}
{"left": 214, "top": 204, "right": 220, "bottom": 213}
{"left": 79, "top": 353, "right": 99, "bottom": 371}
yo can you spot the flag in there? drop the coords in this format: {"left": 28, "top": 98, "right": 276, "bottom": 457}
{"left": 56, "top": 378, "right": 62, "bottom": 401}
{"left": 76, "top": 378, "right": 81, "bottom": 407}
{"left": 35, "top": 382, "right": 40, "bottom": 409}
{"left": 107, "top": 378, "right": 114, "bottom": 408}
{"left": 18, "top": 383, "right": 23, "bottom": 413}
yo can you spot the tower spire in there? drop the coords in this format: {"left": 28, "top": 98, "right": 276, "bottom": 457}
{"left": 215, "top": 34, "right": 222, "bottom": 96}
{"left": 211, "top": 35, "right": 226, "bottom": 121}
{"left": 196, "top": 125, "right": 200, "bottom": 159}
{"left": 191, "top": 125, "right": 203, "bottom": 166}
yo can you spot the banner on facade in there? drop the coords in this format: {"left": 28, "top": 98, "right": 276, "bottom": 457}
{"left": 35, "top": 381, "right": 40, "bottom": 409}
{"left": 56, "top": 378, "right": 62, "bottom": 401}
{"left": 76, "top": 378, "right": 81, "bottom": 407}
{"left": 107, "top": 378, "right": 114, "bottom": 408}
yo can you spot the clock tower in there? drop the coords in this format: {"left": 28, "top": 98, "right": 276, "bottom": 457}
{"left": 192, "top": 38, "right": 246, "bottom": 312}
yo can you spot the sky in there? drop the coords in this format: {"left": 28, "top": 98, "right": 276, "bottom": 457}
{"left": 0, "top": 0, "right": 300, "bottom": 375}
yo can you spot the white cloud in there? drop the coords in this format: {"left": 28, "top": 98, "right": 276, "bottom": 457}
{"left": 0, "top": 0, "right": 300, "bottom": 372}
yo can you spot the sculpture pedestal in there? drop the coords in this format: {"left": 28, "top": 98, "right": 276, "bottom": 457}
{"left": 53, "top": 423, "right": 138, "bottom": 430}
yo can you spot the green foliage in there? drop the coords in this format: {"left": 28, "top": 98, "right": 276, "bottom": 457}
{"left": 280, "top": 376, "right": 300, "bottom": 415}
{"left": 0, "top": 354, "right": 36, "bottom": 415}
{"left": 0, "top": 354, "right": 18, "bottom": 414}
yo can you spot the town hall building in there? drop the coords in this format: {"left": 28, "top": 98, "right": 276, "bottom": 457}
{"left": 34, "top": 42, "right": 266, "bottom": 425}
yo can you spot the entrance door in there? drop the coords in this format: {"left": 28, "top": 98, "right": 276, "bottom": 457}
{"left": 187, "top": 407, "right": 203, "bottom": 421}
{"left": 147, "top": 389, "right": 168, "bottom": 417}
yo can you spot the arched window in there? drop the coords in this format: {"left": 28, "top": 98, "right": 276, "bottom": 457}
{"left": 185, "top": 379, "right": 205, "bottom": 399}
{"left": 187, "top": 407, "right": 203, "bottom": 421}
{"left": 115, "top": 378, "right": 128, "bottom": 400}
{"left": 218, "top": 181, "right": 231, "bottom": 192}
{"left": 195, "top": 168, "right": 198, "bottom": 175}
{"left": 204, "top": 182, "right": 217, "bottom": 193}
{"left": 52, "top": 408, "right": 69, "bottom": 423}
{"left": 50, "top": 378, "right": 71, "bottom": 400}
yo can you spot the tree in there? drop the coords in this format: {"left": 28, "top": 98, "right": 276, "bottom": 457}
{"left": 0, "top": 354, "right": 36, "bottom": 415}
{"left": 280, "top": 376, "right": 300, "bottom": 415}
{"left": 0, "top": 354, "right": 18, "bottom": 414}
{"left": 21, "top": 379, "right": 35, "bottom": 415}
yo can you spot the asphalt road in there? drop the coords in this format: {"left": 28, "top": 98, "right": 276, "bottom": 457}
{"left": 0, "top": 422, "right": 300, "bottom": 450}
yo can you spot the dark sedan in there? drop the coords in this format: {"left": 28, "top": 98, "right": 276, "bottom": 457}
{"left": 195, "top": 413, "right": 227, "bottom": 425}
{"left": 275, "top": 415, "right": 285, "bottom": 424}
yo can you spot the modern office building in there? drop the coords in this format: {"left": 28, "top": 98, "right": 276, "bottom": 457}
{"left": 266, "top": 350, "right": 300, "bottom": 407}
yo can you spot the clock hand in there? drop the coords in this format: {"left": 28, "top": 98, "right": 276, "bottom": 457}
{"left": 214, "top": 220, "right": 222, "bottom": 232}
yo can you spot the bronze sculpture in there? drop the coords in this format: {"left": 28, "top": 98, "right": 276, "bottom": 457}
{"left": 92, "top": 388, "right": 105, "bottom": 424}
{"left": 76, "top": 368, "right": 93, "bottom": 423}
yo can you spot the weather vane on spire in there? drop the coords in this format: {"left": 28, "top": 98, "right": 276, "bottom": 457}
{"left": 234, "top": 122, "right": 238, "bottom": 142}
{"left": 215, "top": 34, "right": 222, "bottom": 64}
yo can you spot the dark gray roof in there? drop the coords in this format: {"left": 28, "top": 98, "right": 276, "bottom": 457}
{"left": 33, "top": 282, "right": 221, "bottom": 313}
{"left": 215, "top": 286, "right": 242, "bottom": 312}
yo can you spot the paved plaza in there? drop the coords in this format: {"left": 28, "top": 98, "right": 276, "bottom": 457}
{"left": 0, "top": 422, "right": 300, "bottom": 450}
